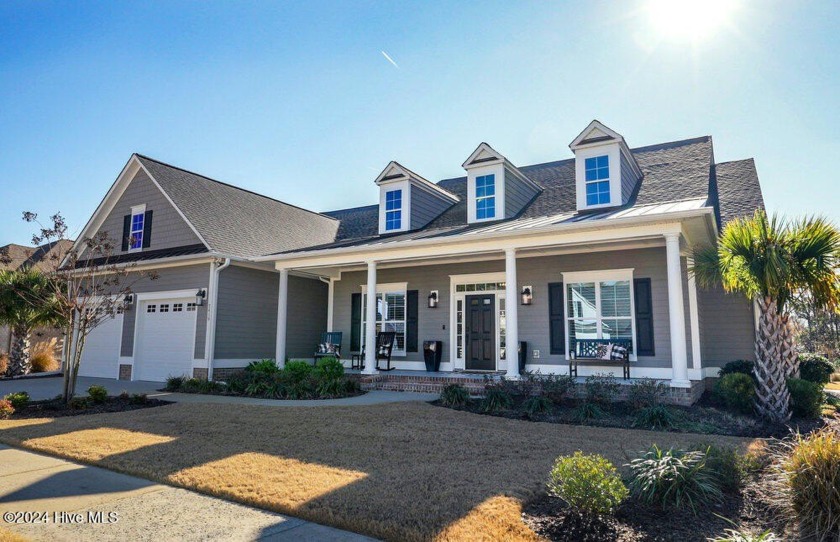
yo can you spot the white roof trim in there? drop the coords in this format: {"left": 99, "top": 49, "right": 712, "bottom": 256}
{"left": 374, "top": 161, "right": 458, "bottom": 202}
{"left": 569, "top": 120, "right": 644, "bottom": 181}
{"left": 67, "top": 154, "right": 212, "bottom": 264}
{"left": 463, "top": 142, "right": 542, "bottom": 191}
{"left": 569, "top": 120, "right": 624, "bottom": 149}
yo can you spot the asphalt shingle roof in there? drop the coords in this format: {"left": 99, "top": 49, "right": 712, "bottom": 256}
{"left": 307, "top": 136, "right": 738, "bottom": 253}
{"left": 713, "top": 159, "right": 765, "bottom": 225}
{"left": 0, "top": 240, "right": 74, "bottom": 272}
{"left": 136, "top": 155, "right": 340, "bottom": 258}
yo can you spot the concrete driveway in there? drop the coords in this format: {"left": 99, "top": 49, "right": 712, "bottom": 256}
{"left": 0, "top": 445, "right": 375, "bottom": 541}
{"left": 0, "top": 376, "right": 437, "bottom": 406}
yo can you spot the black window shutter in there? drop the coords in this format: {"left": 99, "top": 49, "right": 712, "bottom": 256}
{"left": 142, "top": 210, "right": 153, "bottom": 248}
{"left": 406, "top": 290, "right": 418, "bottom": 353}
{"left": 121, "top": 215, "right": 131, "bottom": 251}
{"left": 350, "top": 293, "right": 362, "bottom": 352}
{"left": 548, "top": 282, "right": 565, "bottom": 355}
{"left": 634, "top": 278, "right": 655, "bottom": 356}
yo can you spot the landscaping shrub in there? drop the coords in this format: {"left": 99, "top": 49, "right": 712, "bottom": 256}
{"left": 584, "top": 373, "right": 619, "bottom": 407}
{"left": 87, "top": 385, "right": 108, "bottom": 404}
{"left": 780, "top": 428, "right": 840, "bottom": 539}
{"left": 786, "top": 378, "right": 824, "bottom": 418}
{"left": 575, "top": 401, "right": 605, "bottom": 421}
{"left": 439, "top": 384, "right": 470, "bottom": 407}
{"left": 627, "top": 378, "right": 666, "bottom": 409}
{"left": 4, "top": 391, "right": 29, "bottom": 410}
{"left": 709, "top": 529, "right": 779, "bottom": 542}
{"left": 714, "top": 373, "right": 756, "bottom": 414}
{"left": 797, "top": 353, "right": 834, "bottom": 385}
{"left": 632, "top": 404, "right": 678, "bottom": 430}
{"left": 480, "top": 387, "right": 513, "bottom": 413}
{"left": 522, "top": 395, "right": 552, "bottom": 417}
{"left": 695, "top": 443, "right": 744, "bottom": 493}
{"left": 547, "top": 451, "right": 628, "bottom": 515}
{"left": 30, "top": 339, "right": 59, "bottom": 372}
{"left": 314, "top": 357, "right": 344, "bottom": 380}
{"left": 539, "top": 373, "right": 574, "bottom": 403}
{"left": 0, "top": 399, "right": 14, "bottom": 419}
{"left": 628, "top": 445, "right": 723, "bottom": 513}
{"left": 69, "top": 397, "right": 89, "bottom": 409}
{"left": 718, "top": 360, "right": 755, "bottom": 380}
{"left": 245, "top": 359, "right": 280, "bottom": 375}
{"left": 164, "top": 375, "right": 185, "bottom": 392}
{"left": 0, "top": 352, "right": 8, "bottom": 375}
{"left": 129, "top": 393, "right": 148, "bottom": 405}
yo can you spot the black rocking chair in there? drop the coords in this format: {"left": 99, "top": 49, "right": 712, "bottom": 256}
{"left": 375, "top": 331, "right": 397, "bottom": 371}
{"left": 314, "top": 332, "right": 343, "bottom": 362}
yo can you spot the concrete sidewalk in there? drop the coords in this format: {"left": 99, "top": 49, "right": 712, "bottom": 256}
{"left": 0, "top": 445, "right": 376, "bottom": 542}
{"left": 0, "top": 376, "right": 438, "bottom": 405}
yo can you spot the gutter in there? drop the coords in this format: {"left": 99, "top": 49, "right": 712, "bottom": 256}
{"left": 205, "top": 257, "right": 231, "bottom": 381}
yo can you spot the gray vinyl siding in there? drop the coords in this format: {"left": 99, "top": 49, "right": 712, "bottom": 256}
{"left": 214, "top": 267, "right": 327, "bottom": 361}
{"left": 119, "top": 264, "right": 210, "bottom": 359}
{"left": 698, "top": 285, "right": 755, "bottom": 367}
{"left": 409, "top": 186, "right": 453, "bottom": 230}
{"left": 95, "top": 169, "right": 203, "bottom": 254}
{"left": 332, "top": 247, "right": 698, "bottom": 370}
{"left": 504, "top": 166, "right": 540, "bottom": 218}
{"left": 620, "top": 152, "right": 639, "bottom": 204}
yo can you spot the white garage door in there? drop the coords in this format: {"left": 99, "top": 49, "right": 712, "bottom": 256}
{"left": 134, "top": 299, "right": 197, "bottom": 382}
{"left": 78, "top": 309, "right": 124, "bottom": 379}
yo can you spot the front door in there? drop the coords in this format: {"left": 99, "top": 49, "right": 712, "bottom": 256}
{"left": 465, "top": 294, "right": 495, "bottom": 371}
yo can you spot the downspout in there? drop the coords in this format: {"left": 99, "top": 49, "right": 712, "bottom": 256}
{"left": 206, "top": 258, "right": 231, "bottom": 381}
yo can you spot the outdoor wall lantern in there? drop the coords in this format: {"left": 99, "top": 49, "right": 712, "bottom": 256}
{"left": 521, "top": 286, "right": 533, "bottom": 306}
{"left": 428, "top": 290, "right": 439, "bottom": 308}
{"left": 195, "top": 288, "right": 207, "bottom": 307}
{"left": 123, "top": 293, "right": 134, "bottom": 310}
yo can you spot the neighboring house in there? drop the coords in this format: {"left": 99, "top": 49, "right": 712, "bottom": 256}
{"left": 0, "top": 240, "right": 74, "bottom": 355}
{"left": 71, "top": 120, "right": 763, "bottom": 401}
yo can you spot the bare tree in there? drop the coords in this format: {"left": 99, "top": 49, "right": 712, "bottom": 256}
{"left": 20, "top": 212, "right": 156, "bottom": 402}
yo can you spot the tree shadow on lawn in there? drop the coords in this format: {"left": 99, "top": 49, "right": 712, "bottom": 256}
{"left": 0, "top": 402, "right": 756, "bottom": 542}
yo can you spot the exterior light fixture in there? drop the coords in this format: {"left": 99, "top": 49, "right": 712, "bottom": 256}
{"left": 521, "top": 286, "right": 533, "bottom": 306}
{"left": 195, "top": 288, "right": 207, "bottom": 307}
{"left": 428, "top": 290, "right": 439, "bottom": 308}
{"left": 123, "top": 293, "right": 134, "bottom": 310}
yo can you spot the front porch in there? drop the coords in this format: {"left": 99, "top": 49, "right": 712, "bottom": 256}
{"left": 264, "top": 214, "right": 745, "bottom": 402}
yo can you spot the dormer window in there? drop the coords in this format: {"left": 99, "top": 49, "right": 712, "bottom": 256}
{"left": 585, "top": 156, "right": 610, "bottom": 205}
{"left": 475, "top": 174, "right": 496, "bottom": 220}
{"left": 385, "top": 189, "right": 402, "bottom": 231}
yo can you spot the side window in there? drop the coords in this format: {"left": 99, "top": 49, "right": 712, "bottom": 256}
{"left": 147, "top": 304, "right": 156, "bottom": 313}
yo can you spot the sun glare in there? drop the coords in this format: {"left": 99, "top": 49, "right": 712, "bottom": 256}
{"left": 646, "top": 0, "right": 737, "bottom": 43}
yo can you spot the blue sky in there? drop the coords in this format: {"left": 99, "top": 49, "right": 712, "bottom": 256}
{"left": 1, "top": 0, "right": 837, "bottom": 246}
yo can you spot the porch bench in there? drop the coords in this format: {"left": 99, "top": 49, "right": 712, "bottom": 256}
{"left": 569, "top": 339, "right": 633, "bottom": 380}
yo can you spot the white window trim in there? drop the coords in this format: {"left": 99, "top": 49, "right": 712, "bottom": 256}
{"left": 378, "top": 180, "right": 410, "bottom": 234}
{"left": 384, "top": 188, "right": 404, "bottom": 232}
{"left": 360, "top": 282, "right": 408, "bottom": 357}
{"left": 128, "top": 204, "right": 147, "bottom": 253}
{"left": 562, "top": 268, "right": 637, "bottom": 362}
{"left": 466, "top": 164, "right": 505, "bottom": 223}
{"left": 574, "top": 144, "right": 620, "bottom": 211}
{"left": 584, "top": 156, "right": 611, "bottom": 207}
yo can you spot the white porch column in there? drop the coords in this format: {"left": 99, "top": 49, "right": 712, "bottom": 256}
{"left": 275, "top": 268, "right": 289, "bottom": 368}
{"left": 665, "top": 234, "right": 690, "bottom": 387}
{"left": 363, "top": 261, "right": 378, "bottom": 375}
{"left": 326, "top": 278, "right": 335, "bottom": 332}
{"left": 504, "top": 248, "right": 520, "bottom": 379}
{"left": 686, "top": 257, "right": 702, "bottom": 370}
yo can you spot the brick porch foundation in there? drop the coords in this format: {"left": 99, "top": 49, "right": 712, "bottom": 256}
{"left": 360, "top": 372, "right": 707, "bottom": 406}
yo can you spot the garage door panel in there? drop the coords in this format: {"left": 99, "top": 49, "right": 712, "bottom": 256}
{"left": 78, "top": 311, "right": 123, "bottom": 378}
{"left": 134, "top": 299, "right": 197, "bottom": 382}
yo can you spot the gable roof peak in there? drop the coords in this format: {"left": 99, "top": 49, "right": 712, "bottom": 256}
{"left": 569, "top": 119, "right": 625, "bottom": 149}
{"left": 374, "top": 160, "right": 459, "bottom": 202}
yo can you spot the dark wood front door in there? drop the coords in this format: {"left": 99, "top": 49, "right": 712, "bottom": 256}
{"left": 465, "top": 294, "right": 495, "bottom": 371}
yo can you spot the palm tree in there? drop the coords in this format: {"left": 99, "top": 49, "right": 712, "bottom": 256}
{"left": 692, "top": 211, "right": 840, "bottom": 422}
{"left": 0, "top": 269, "right": 66, "bottom": 376}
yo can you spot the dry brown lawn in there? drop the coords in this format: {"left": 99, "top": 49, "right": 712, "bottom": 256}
{"left": 0, "top": 527, "right": 28, "bottom": 542}
{"left": 0, "top": 402, "right": 755, "bottom": 541}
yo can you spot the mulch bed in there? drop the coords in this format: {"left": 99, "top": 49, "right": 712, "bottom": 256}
{"left": 523, "top": 470, "right": 786, "bottom": 541}
{"left": 10, "top": 395, "right": 172, "bottom": 419}
{"left": 434, "top": 391, "right": 837, "bottom": 438}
